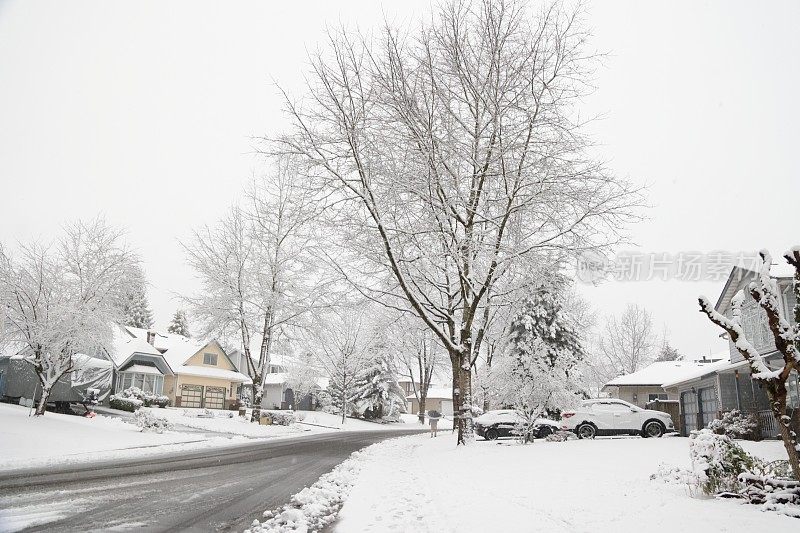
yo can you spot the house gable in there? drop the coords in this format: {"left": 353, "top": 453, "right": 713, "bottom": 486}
{"left": 183, "top": 341, "right": 236, "bottom": 371}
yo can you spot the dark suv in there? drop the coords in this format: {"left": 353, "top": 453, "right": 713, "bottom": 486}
{"left": 474, "top": 410, "right": 560, "bottom": 440}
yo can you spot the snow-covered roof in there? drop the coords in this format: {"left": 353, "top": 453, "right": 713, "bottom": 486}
{"left": 661, "top": 357, "right": 741, "bottom": 388}
{"left": 406, "top": 386, "right": 452, "bottom": 400}
{"left": 121, "top": 363, "right": 163, "bottom": 375}
{"left": 109, "top": 326, "right": 162, "bottom": 366}
{"left": 262, "top": 372, "right": 328, "bottom": 389}
{"left": 175, "top": 365, "right": 252, "bottom": 383}
{"left": 604, "top": 360, "right": 726, "bottom": 388}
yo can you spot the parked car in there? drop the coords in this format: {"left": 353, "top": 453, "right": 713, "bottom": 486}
{"left": 561, "top": 399, "right": 675, "bottom": 439}
{"left": 474, "top": 409, "right": 560, "bottom": 440}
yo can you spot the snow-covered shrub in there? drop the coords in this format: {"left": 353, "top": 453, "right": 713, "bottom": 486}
{"left": 708, "top": 410, "right": 760, "bottom": 440}
{"left": 134, "top": 409, "right": 172, "bottom": 433}
{"left": 109, "top": 395, "right": 143, "bottom": 412}
{"left": 690, "top": 429, "right": 756, "bottom": 495}
{"left": 545, "top": 430, "right": 577, "bottom": 442}
{"left": 119, "top": 387, "right": 170, "bottom": 408}
{"left": 266, "top": 411, "right": 296, "bottom": 426}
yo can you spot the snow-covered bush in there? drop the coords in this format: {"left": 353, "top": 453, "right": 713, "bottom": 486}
{"left": 545, "top": 430, "right": 577, "bottom": 442}
{"left": 134, "top": 409, "right": 172, "bottom": 433}
{"left": 690, "top": 429, "right": 756, "bottom": 495}
{"left": 266, "top": 411, "right": 296, "bottom": 426}
{"left": 708, "top": 410, "right": 760, "bottom": 440}
{"left": 119, "top": 387, "right": 169, "bottom": 408}
{"left": 109, "top": 395, "right": 143, "bottom": 412}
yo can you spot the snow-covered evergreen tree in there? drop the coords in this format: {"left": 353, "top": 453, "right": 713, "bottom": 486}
{"left": 122, "top": 266, "right": 153, "bottom": 329}
{"left": 655, "top": 341, "right": 682, "bottom": 362}
{"left": 499, "top": 273, "right": 585, "bottom": 442}
{"left": 351, "top": 355, "right": 406, "bottom": 419}
{"left": 167, "top": 310, "right": 190, "bottom": 337}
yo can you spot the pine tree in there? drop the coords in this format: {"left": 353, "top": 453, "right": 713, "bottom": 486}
{"left": 351, "top": 356, "right": 406, "bottom": 419}
{"left": 655, "top": 341, "right": 681, "bottom": 362}
{"left": 167, "top": 310, "right": 190, "bottom": 337}
{"left": 122, "top": 273, "right": 153, "bottom": 329}
{"left": 500, "top": 273, "right": 585, "bottom": 442}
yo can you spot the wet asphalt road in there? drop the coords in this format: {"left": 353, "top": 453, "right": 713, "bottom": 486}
{"left": 0, "top": 429, "right": 424, "bottom": 533}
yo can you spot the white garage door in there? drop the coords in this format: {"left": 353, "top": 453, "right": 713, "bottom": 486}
{"left": 204, "top": 386, "right": 226, "bottom": 409}
{"left": 181, "top": 384, "right": 203, "bottom": 408}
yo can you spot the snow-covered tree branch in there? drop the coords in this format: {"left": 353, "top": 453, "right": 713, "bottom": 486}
{"left": 271, "top": 0, "right": 642, "bottom": 444}
{"left": 0, "top": 218, "right": 135, "bottom": 415}
{"left": 698, "top": 248, "right": 800, "bottom": 479}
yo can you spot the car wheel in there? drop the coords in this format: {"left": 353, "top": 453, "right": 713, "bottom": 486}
{"left": 576, "top": 423, "right": 596, "bottom": 439}
{"left": 643, "top": 420, "right": 665, "bottom": 438}
{"left": 485, "top": 428, "right": 499, "bottom": 441}
{"left": 537, "top": 426, "right": 554, "bottom": 439}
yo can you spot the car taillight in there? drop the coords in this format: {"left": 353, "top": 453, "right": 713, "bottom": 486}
{"left": 562, "top": 412, "right": 575, "bottom": 419}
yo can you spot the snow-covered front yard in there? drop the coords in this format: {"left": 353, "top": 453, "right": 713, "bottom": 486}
{"left": 0, "top": 403, "right": 426, "bottom": 472}
{"left": 325, "top": 435, "right": 796, "bottom": 532}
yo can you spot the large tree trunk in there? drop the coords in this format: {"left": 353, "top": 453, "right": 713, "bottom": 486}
{"left": 250, "top": 377, "right": 263, "bottom": 423}
{"left": 769, "top": 382, "right": 800, "bottom": 479}
{"left": 450, "top": 348, "right": 474, "bottom": 445}
{"left": 418, "top": 393, "right": 427, "bottom": 424}
{"left": 34, "top": 387, "right": 50, "bottom": 416}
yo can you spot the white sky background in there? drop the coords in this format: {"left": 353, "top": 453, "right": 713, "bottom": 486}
{"left": 0, "top": 0, "right": 797, "bottom": 359}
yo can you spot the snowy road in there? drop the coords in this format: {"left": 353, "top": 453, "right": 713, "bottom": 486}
{"left": 0, "top": 429, "right": 424, "bottom": 533}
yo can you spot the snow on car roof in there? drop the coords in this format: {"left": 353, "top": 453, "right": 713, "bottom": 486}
{"left": 604, "top": 358, "right": 727, "bottom": 388}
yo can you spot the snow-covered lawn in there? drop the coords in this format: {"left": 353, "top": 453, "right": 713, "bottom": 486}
{"left": 328, "top": 434, "right": 796, "bottom": 532}
{"left": 0, "top": 403, "right": 427, "bottom": 472}
{"left": 0, "top": 402, "right": 251, "bottom": 471}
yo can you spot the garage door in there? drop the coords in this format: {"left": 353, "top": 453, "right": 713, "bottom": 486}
{"left": 181, "top": 384, "right": 203, "bottom": 408}
{"left": 699, "top": 387, "right": 718, "bottom": 428}
{"left": 681, "top": 391, "right": 698, "bottom": 435}
{"left": 204, "top": 386, "right": 226, "bottom": 409}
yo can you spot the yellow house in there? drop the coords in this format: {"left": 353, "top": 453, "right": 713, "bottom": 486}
{"left": 126, "top": 328, "right": 251, "bottom": 409}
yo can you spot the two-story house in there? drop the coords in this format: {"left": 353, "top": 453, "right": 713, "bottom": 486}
{"left": 664, "top": 265, "right": 800, "bottom": 437}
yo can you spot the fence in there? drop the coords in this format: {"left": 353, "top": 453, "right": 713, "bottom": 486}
{"left": 757, "top": 410, "right": 780, "bottom": 439}
{"left": 645, "top": 399, "right": 681, "bottom": 435}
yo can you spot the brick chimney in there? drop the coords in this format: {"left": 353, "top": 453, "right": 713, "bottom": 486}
{"left": 146, "top": 331, "right": 156, "bottom": 346}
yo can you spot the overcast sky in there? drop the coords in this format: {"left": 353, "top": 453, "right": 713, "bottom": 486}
{"left": 1, "top": 0, "right": 797, "bottom": 359}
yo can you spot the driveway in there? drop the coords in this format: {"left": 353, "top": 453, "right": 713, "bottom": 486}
{"left": 0, "top": 429, "right": 424, "bottom": 532}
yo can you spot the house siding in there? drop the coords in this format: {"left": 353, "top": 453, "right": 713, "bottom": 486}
{"left": 610, "top": 386, "right": 677, "bottom": 408}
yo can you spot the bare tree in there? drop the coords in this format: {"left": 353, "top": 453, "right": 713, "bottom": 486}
{"left": 699, "top": 249, "right": 799, "bottom": 479}
{"left": 274, "top": 0, "right": 642, "bottom": 444}
{"left": 0, "top": 219, "right": 134, "bottom": 415}
{"left": 390, "top": 318, "right": 444, "bottom": 423}
{"left": 597, "top": 304, "right": 655, "bottom": 377}
{"left": 183, "top": 157, "right": 330, "bottom": 422}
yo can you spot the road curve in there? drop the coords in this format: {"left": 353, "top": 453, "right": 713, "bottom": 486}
{"left": 0, "top": 428, "right": 425, "bottom": 533}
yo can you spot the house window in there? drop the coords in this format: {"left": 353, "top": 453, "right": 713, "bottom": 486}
{"left": 740, "top": 298, "right": 772, "bottom": 351}
{"left": 116, "top": 372, "right": 163, "bottom": 395}
{"left": 203, "top": 353, "right": 218, "bottom": 365}
{"left": 648, "top": 393, "right": 668, "bottom": 402}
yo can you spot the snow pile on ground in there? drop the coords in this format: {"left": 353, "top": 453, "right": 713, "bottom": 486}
{"left": 0, "top": 402, "right": 248, "bottom": 471}
{"left": 332, "top": 435, "right": 796, "bottom": 532}
{"left": 145, "top": 407, "right": 310, "bottom": 438}
{"left": 244, "top": 441, "right": 386, "bottom": 533}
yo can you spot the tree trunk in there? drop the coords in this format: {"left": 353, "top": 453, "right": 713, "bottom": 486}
{"left": 418, "top": 394, "right": 427, "bottom": 424}
{"left": 250, "top": 377, "right": 263, "bottom": 423}
{"left": 769, "top": 382, "right": 800, "bottom": 479}
{"left": 34, "top": 387, "right": 50, "bottom": 416}
{"left": 450, "top": 349, "right": 474, "bottom": 445}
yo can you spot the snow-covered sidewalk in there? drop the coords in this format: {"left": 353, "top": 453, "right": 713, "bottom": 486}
{"left": 330, "top": 434, "right": 795, "bottom": 532}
